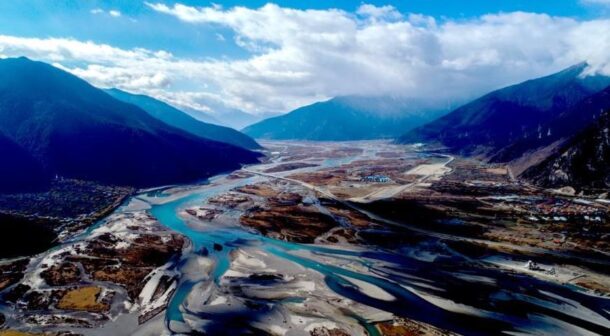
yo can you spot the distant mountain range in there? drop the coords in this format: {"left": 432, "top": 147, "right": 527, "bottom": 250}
{"left": 0, "top": 57, "right": 260, "bottom": 192}
{"left": 399, "top": 63, "right": 610, "bottom": 157}
{"left": 179, "top": 106, "right": 223, "bottom": 126}
{"left": 174, "top": 102, "right": 273, "bottom": 130}
{"left": 217, "top": 108, "right": 270, "bottom": 130}
{"left": 243, "top": 96, "right": 451, "bottom": 141}
{"left": 4, "top": 56, "right": 610, "bottom": 192}
{"left": 184, "top": 100, "right": 272, "bottom": 130}
{"left": 105, "top": 88, "right": 260, "bottom": 150}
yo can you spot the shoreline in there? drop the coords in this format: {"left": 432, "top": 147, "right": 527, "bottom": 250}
{"left": 0, "top": 140, "right": 608, "bottom": 336}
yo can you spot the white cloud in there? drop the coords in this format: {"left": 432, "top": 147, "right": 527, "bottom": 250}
{"left": 65, "top": 64, "right": 171, "bottom": 90}
{"left": 144, "top": 3, "right": 610, "bottom": 108}
{"left": 90, "top": 8, "right": 122, "bottom": 18}
{"left": 357, "top": 4, "right": 402, "bottom": 21}
{"left": 3, "top": 3, "right": 610, "bottom": 115}
{"left": 150, "top": 90, "right": 225, "bottom": 115}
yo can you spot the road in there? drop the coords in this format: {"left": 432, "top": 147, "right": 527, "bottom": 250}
{"left": 242, "top": 164, "right": 610, "bottom": 268}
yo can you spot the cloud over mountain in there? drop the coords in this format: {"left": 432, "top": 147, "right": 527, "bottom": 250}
{"left": 1, "top": 3, "right": 610, "bottom": 115}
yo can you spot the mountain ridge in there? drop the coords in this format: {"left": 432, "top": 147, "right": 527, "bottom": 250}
{"left": 105, "top": 88, "right": 261, "bottom": 150}
{"left": 398, "top": 63, "right": 610, "bottom": 159}
{"left": 522, "top": 107, "right": 610, "bottom": 190}
{"left": 492, "top": 84, "right": 610, "bottom": 172}
{"left": 0, "top": 57, "right": 260, "bottom": 191}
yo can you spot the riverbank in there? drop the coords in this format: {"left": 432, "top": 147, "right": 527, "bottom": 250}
{"left": 1, "top": 140, "right": 608, "bottom": 336}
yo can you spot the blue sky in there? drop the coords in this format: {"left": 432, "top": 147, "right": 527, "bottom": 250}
{"left": 0, "top": 1, "right": 604, "bottom": 60}
{"left": 0, "top": 1, "right": 609, "bottom": 116}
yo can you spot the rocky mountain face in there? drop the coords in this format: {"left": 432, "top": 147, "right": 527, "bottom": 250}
{"left": 523, "top": 110, "right": 610, "bottom": 190}
{"left": 491, "top": 85, "right": 610, "bottom": 173}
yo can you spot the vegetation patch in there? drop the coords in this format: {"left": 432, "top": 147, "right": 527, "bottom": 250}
{"left": 57, "top": 286, "right": 108, "bottom": 312}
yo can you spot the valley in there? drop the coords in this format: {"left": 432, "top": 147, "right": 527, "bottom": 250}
{"left": 3, "top": 2, "right": 610, "bottom": 335}
{"left": 1, "top": 141, "right": 608, "bottom": 336}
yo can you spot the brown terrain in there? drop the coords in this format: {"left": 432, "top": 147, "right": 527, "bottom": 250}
{"left": 236, "top": 142, "right": 610, "bottom": 295}
{"left": 375, "top": 318, "right": 457, "bottom": 336}
{"left": 1, "top": 141, "right": 608, "bottom": 335}
{"left": 0, "top": 259, "right": 28, "bottom": 293}
{"left": 237, "top": 183, "right": 339, "bottom": 243}
{"left": 0, "top": 212, "right": 185, "bottom": 331}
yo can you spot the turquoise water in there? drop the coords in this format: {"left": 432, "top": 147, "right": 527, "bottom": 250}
{"left": 166, "top": 280, "right": 195, "bottom": 323}
{"left": 148, "top": 179, "right": 255, "bottom": 325}
{"left": 145, "top": 174, "right": 394, "bottom": 331}
{"left": 147, "top": 183, "right": 464, "bottom": 333}
{"left": 143, "top": 173, "right": 610, "bottom": 335}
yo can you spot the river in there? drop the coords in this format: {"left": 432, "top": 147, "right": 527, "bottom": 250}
{"left": 133, "top": 143, "right": 610, "bottom": 336}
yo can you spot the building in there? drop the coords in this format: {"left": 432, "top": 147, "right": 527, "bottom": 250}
{"left": 362, "top": 175, "right": 391, "bottom": 183}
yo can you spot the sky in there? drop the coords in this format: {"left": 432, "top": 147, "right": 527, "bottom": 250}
{"left": 1, "top": 1, "right": 610, "bottom": 116}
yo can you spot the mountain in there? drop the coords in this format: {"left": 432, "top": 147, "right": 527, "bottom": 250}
{"left": 242, "top": 96, "right": 450, "bottom": 141}
{"left": 178, "top": 106, "right": 223, "bottom": 125}
{"left": 0, "top": 57, "right": 260, "bottom": 191}
{"left": 214, "top": 108, "right": 266, "bottom": 130}
{"left": 0, "top": 132, "right": 49, "bottom": 193}
{"left": 492, "top": 84, "right": 610, "bottom": 174}
{"left": 398, "top": 64, "right": 610, "bottom": 158}
{"left": 182, "top": 103, "right": 273, "bottom": 130}
{"left": 181, "top": 99, "right": 268, "bottom": 130}
{"left": 104, "top": 88, "right": 260, "bottom": 150}
{"left": 523, "top": 108, "right": 610, "bottom": 190}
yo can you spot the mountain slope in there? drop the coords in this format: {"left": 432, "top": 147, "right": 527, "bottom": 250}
{"left": 105, "top": 88, "right": 260, "bottom": 149}
{"left": 0, "top": 57, "right": 259, "bottom": 190}
{"left": 0, "top": 132, "right": 49, "bottom": 193}
{"left": 522, "top": 108, "right": 610, "bottom": 190}
{"left": 243, "top": 96, "right": 449, "bottom": 141}
{"left": 398, "top": 64, "right": 610, "bottom": 157}
{"left": 491, "top": 85, "right": 610, "bottom": 171}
